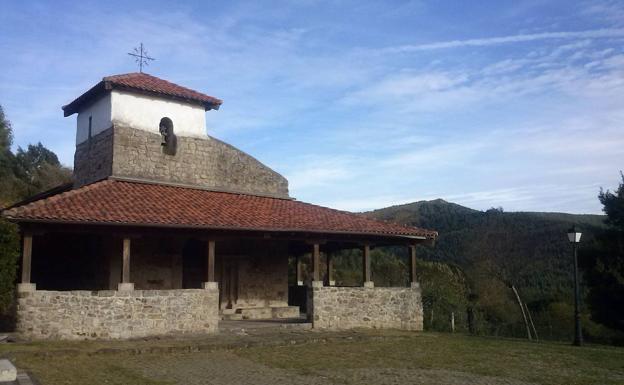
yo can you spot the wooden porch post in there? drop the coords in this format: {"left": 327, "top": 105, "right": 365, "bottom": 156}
{"left": 312, "top": 243, "right": 321, "bottom": 283}
{"left": 326, "top": 252, "right": 334, "bottom": 286}
{"left": 296, "top": 255, "right": 303, "bottom": 286}
{"left": 409, "top": 245, "right": 417, "bottom": 285}
{"left": 207, "top": 240, "right": 216, "bottom": 282}
{"left": 21, "top": 232, "right": 33, "bottom": 284}
{"left": 363, "top": 244, "right": 373, "bottom": 287}
{"left": 17, "top": 232, "right": 36, "bottom": 293}
{"left": 118, "top": 237, "right": 134, "bottom": 291}
{"left": 202, "top": 239, "right": 218, "bottom": 290}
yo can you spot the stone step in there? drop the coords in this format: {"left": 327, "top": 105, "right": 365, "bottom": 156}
{"left": 272, "top": 306, "right": 301, "bottom": 319}
{"left": 238, "top": 307, "right": 273, "bottom": 320}
{"left": 220, "top": 306, "right": 302, "bottom": 320}
{"left": 221, "top": 313, "right": 243, "bottom": 321}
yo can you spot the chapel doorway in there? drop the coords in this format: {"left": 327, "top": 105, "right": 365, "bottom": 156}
{"left": 182, "top": 238, "right": 205, "bottom": 289}
{"left": 219, "top": 258, "right": 238, "bottom": 309}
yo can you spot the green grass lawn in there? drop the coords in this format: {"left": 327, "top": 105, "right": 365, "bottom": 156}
{"left": 1, "top": 331, "right": 623, "bottom": 385}
{"left": 239, "top": 332, "right": 624, "bottom": 385}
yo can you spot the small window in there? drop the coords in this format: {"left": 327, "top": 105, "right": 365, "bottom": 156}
{"left": 87, "top": 116, "right": 93, "bottom": 149}
{"left": 159, "top": 117, "right": 176, "bottom": 155}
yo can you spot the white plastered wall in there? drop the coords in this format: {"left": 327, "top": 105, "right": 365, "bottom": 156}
{"left": 76, "top": 93, "right": 112, "bottom": 144}
{"left": 75, "top": 90, "right": 207, "bottom": 145}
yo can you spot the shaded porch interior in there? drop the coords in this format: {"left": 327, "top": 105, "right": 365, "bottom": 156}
{"left": 24, "top": 227, "right": 422, "bottom": 321}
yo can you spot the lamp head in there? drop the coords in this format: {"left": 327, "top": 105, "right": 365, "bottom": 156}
{"left": 567, "top": 225, "right": 582, "bottom": 243}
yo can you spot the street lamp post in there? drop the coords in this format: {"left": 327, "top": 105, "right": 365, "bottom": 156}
{"left": 567, "top": 226, "right": 583, "bottom": 346}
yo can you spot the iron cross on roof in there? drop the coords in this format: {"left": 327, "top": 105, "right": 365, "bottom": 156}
{"left": 127, "top": 43, "right": 155, "bottom": 73}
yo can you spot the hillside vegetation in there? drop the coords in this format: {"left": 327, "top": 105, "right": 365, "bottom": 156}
{"left": 363, "top": 198, "right": 623, "bottom": 343}
{"left": 0, "top": 105, "right": 72, "bottom": 328}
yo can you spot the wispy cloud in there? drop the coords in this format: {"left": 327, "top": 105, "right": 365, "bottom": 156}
{"left": 380, "top": 28, "right": 624, "bottom": 53}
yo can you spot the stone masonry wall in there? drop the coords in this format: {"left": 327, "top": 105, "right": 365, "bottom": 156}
{"left": 72, "top": 125, "right": 290, "bottom": 198}
{"left": 73, "top": 127, "right": 114, "bottom": 186}
{"left": 112, "top": 125, "right": 289, "bottom": 197}
{"left": 308, "top": 285, "right": 423, "bottom": 331}
{"left": 17, "top": 288, "right": 219, "bottom": 340}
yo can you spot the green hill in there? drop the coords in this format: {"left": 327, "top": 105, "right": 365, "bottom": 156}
{"left": 365, "top": 199, "right": 609, "bottom": 340}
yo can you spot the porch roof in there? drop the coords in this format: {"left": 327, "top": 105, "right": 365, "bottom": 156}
{"left": 2, "top": 179, "right": 437, "bottom": 239}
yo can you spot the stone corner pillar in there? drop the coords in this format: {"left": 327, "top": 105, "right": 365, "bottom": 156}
{"left": 363, "top": 281, "right": 375, "bottom": 288}
{"left": 17, "top": 283, "right": 36, "bottom": 293}
{"left": 202, "top": 281, "right": 219, "bottom": 290}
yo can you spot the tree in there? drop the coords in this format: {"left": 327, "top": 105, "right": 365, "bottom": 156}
{"left": 0, "top": 219, "right": 18, "bottom": 317}
{"left": 0, "top": 106, "right": 23, "bottom": 206}
{"left": 582, "top": 173, "right": 624, "bottom": 333}
{"left": 0, "top": 105, "right": 72, "bottom": 329}
{"left": 14, "top": 143, "right": 71, "bottom": 195}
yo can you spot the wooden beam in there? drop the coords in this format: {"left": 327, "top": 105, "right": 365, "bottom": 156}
{"left": 207, "top": 239, "right": 216, "bottom": 282}
{"left": 312, "top": 243, "right": 320, "bottom": 282}
{"left": 409, "top": 245, "right": 417, "bottom": 283}
{"left": 122, "top": 238, "right": 131, "bottom": 283}
{"left": 21, "top": 233, "right": 33, "bottom": 283}
{"left": 363, "top": 244, "right": 371, "bottom": 284}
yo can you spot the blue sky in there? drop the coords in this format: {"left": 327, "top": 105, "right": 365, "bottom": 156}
{"left": 1, "top": 1, "right": 623, "bottom": 214}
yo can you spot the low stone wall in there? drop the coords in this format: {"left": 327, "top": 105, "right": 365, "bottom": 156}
{"left": 16, "top": 287, "right": 219, "bottom": 340}
{"left": 308, "top": 284, "right": 423, "bottom": 331}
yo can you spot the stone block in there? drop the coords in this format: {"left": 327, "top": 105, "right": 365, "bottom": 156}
{"left": 17, "top": 283, "right": 36, "bottom": 293}
{"left": 202, "top": 282, "right": 218, "bottom": 290}
{"left": 0, "top": 359, "right": 16, "bottom": 382}
{"left": 363, "top": 281, "right": 375, "bottom": 288}
{"left": 117, "top": 283, "right": 135, "bottom": 292}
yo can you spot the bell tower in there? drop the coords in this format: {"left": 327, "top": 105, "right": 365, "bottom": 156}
{"left": 63, "top": 73, "right": 289, "bottom": 198}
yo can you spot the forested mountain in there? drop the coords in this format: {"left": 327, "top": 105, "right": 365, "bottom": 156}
{"left": 367, "top": 199, "right": 605, "bottom": 295}
{"left": 365, "top": 199, "right": 621, "bottom": 343}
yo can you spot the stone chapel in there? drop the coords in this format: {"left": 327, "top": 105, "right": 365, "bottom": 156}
{"left": 2, "top": 73, "right": 436, "bottom": 340}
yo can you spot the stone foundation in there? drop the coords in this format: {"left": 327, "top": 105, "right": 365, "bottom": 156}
{"left": 16, "top": 287, "right": 219, "bottom": 340}
{"left": 308, "top": 285, "right": 423, "bottom": 331}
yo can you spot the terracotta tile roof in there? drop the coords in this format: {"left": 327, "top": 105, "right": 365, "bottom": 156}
{"left": 2, "top": 179, "right": 436, "bottom": 239}
{"left": 63, "top": 73, "right": 222, "bottom": 116}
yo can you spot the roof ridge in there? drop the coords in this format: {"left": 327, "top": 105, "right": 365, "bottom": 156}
{"left": 109, "top": 176, "right": 293, "bottom": 200}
